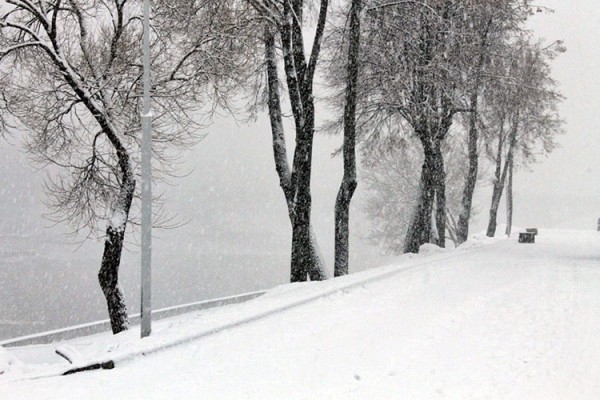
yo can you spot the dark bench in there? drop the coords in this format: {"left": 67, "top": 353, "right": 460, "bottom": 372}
{"left": 525, "top": 228, "right": 538, "bottom": 235}
{"left": 519, "top": 232, "right": 535, "bottom": 243}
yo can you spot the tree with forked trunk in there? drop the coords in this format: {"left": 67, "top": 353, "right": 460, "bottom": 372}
{"left": 359, "top": 133, "right": 475, "bottom": 254}
{"left": 263, "top": 24, "right": 327, "bottom": 282}
{"left": 351, "top": 0, "right": 468, "bottom": 253}
{"left": 250, "top": 0, "right": 329, "bottom": 281}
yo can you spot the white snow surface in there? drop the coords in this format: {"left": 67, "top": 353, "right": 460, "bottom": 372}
{"left": 2, "top": 229, "right": 600, "bottom": 399}
{"left": 109, "top": 208, "right": 127, "bottom": 231}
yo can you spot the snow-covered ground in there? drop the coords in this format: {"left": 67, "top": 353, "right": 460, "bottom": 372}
{"left": 2, "top": 229, "right": 600, "bottom": 399}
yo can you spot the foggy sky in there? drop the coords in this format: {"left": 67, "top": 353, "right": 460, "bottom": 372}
{"left": 505, "top": 0, "right": 600, "bottom": 229}
{"left": 1, "top": 0, "right": 598, "bottom": 336}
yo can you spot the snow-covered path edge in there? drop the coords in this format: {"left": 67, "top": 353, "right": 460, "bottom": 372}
{"left": 2, "top": 237, "right": 498, "bottom": 383}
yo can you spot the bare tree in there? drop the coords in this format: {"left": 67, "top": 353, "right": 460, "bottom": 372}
{"left": 249, "top": 0, "right": 329, "bottom": 282}
{"left": 484, "top": 38, "right": 564, "bottom": 237}
{"left": 349, "top": 0, "right": 473, "bottom": 253}
{"left": 455, "top": 0, "right": 532, "bottom": 245}
{"left": 361, "top": 134, "right": 472, "bottom": 253}
{"left": 332, "top": 0, "right": 362, "bottom": 277}
{"left": 261, "top": 24, "right": 329, "bottom": 282}
{"left": 324, "top": 1, "right": 560, "bottom": 252}
{"left": 0, "top": 0, "right": 249, "bottom": 333}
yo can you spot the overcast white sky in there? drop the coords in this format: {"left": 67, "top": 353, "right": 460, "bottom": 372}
{"left": 506, "top": 0, "right": 600, "bottom": 228}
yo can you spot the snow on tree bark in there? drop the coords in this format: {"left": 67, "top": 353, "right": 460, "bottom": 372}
{"left": 433, "top": 143, "right": 446, "bottom": 249}
{"left": 404, "top": 139, "right": 436, "bottom": 253}
{"left": 334, "top": 0, "right": 361, "bottom": 277}
{"left": 1, "top": 0, "right": 241, "bottom": 333}
{"left": 264, "top": 24, "right": 327, "bottom": 281}
{"left": 456, "top": 88, "right": 480, "bottom": 245}
{"left": 254, "top": 0, "right": 330, "bottom": 282}
{"left": 487, "top": 115, "right": 519, "bottom": 237}
{"left": 456, "top": 2, "right": 516, "bottom": 245}
{"left": 98, "top": 147, "right": 135, "bottom": 334}
{"left": 505, "top": 157, "right": 514, "bottom": 236}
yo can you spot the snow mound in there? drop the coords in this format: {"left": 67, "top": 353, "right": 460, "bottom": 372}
{"left": 418, "top": 243, "right": 447, "bottom": 255}
{"left": 0, "top": 346, "right": 27, "bottom": 376}
{"left": 457, "top": 229, "right": 514, "bottom": 250}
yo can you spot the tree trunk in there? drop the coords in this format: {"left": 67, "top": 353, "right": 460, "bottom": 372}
{"left": 505, "top": 157, "right": 514, "bottom": 236}
{"left": 98, "top": 151, "right": 135, "bottom": 334}
{"left": 486, "top": 130, "right": 504, "bottom": 237}
{"left": 291, "top": 203, "right": 313, "bottom": 281}
{"left": 99, "top": 225, "right": 130, "bottom": 334}
{"left": 432, "top": 142, "right": 446, "bottom": 248}
{"left": 334, "top": 185, "right": 355, "bottom": 276}
{"left": 288, "top": 78, "right": 318, "bottom": 281}
{"left": 487, "top": 116, "right": 518, "bottom": 237}
{"left": 282, "top": 0, "right": 329, "bottom": 282}
{"left": 456, "top": 18, "right": 492, "bottom": 245}
{"left": 486, "top": 182, "right": 503, "bottom": 238}
{"left": 288, "top": 63, "right": 320, "bottom": 282}
{"left": 404, "top": 142, "right": 435, "bottom": 253}
{"left": 456, "top": 92, "right": 479, "bottom": 245}
{"left": 334, "top": 0, "right": 361, "bottom": 277}
{"left": 45, "top": 42, "right": 135, "bottom": 334}
{"left": 264, "top": 25, "right": 326, "bottom": 282}
{"left": 290, "top": 101, "right": 322, "bottom": 280}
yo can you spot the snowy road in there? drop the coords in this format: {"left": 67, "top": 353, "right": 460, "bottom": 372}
{"left": 3, "top": 229, "right": 600, "bottom": 399}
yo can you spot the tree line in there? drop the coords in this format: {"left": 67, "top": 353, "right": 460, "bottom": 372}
{"left": 0, "top": 0, "right": 564, "bottom": 333}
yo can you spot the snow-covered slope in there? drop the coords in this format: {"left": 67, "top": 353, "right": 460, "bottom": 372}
{"left": 2, "top": 229, "right": 600, "bottom": 399}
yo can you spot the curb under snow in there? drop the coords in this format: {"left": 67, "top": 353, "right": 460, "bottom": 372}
{"left": 3, "top": 236, "right": 500, "bottom": 382}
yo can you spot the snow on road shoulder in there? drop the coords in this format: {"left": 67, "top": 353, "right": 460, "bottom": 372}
{"left": 1, "top": 234, "right": 495, "bottom": 383}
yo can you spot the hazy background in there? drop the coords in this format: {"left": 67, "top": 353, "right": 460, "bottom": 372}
{"left": 1, "top": 0, "right": 598, "bottom": 340}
